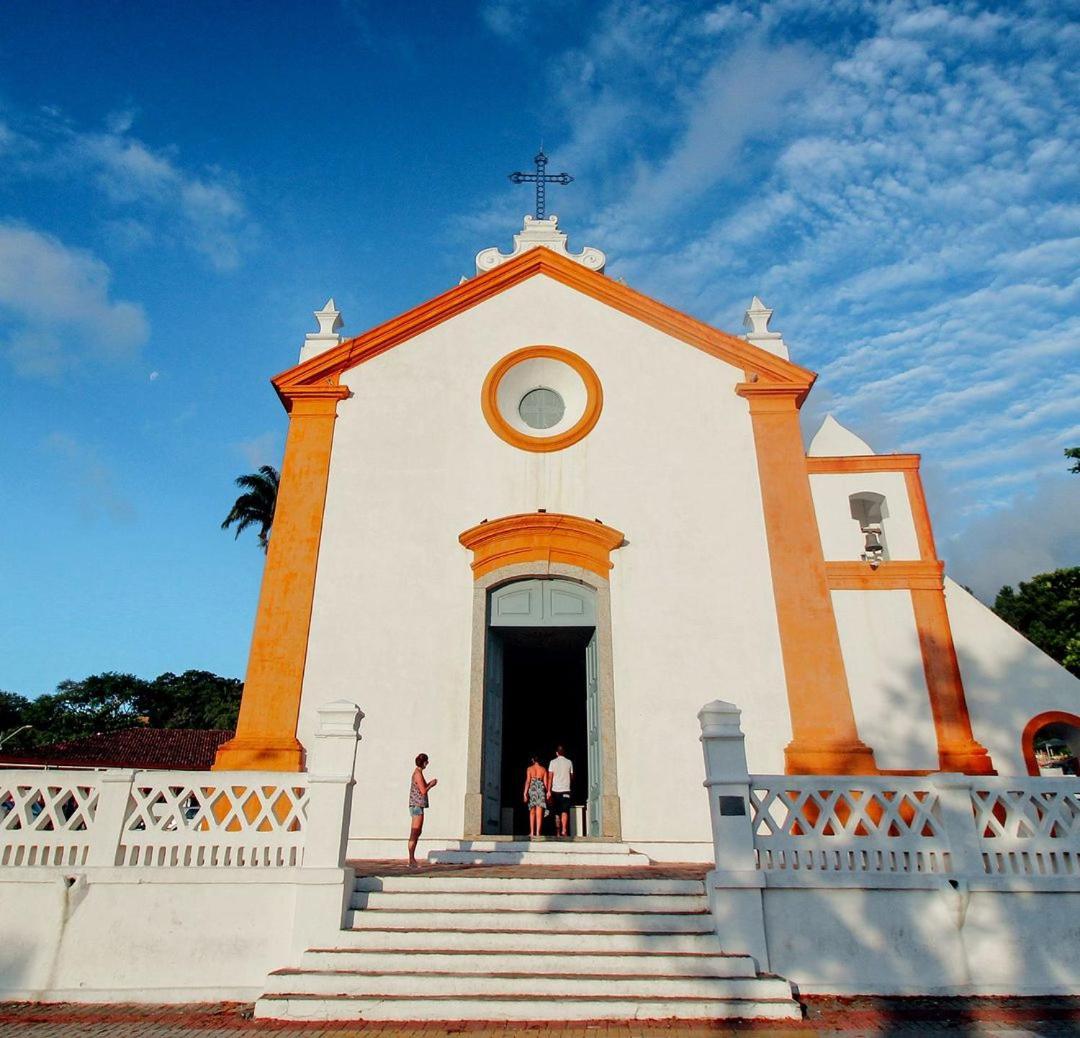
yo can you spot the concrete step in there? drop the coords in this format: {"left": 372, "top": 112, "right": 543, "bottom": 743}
{"left": 345, "top": 908, "right": 714, "bottom": 933}
{"left": 351, "top": 890, "right": 708, "bottom": 913}
{"left": 353, "top": 874, "right": 704, "bottom": 896}
{"left": 254, "top": 993, "right": 802, "bottom": 1022}
{"left": 300, "top": 947, "right": 759, "bottom": 978}
{"left": 263, "top": 969, "right": 795, "bottom": 1001}
{"left": 325, "top": 926, "right": 728, "bottom": 954}
{"left": 426, "top": 840, "right": 650, "bottom": 866}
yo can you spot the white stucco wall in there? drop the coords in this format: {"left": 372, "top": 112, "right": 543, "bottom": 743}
{"left": 945, "top": 577, "right": 1080, "bottom": 774}
{"left": 298, "top": 275, "right": 792, "bottom": 854}
{"left": 832, "top": 589, "right": 938, "bottom": 771}
{"left": 810, "top": 471, "right": 919, "bottom": 561}
{"left": 0, "top": 869, "right": 298, "bottom": 1001}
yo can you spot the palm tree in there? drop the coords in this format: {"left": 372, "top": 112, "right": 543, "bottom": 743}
{"left": 221, "top": 465, "right": 279, "bottom": 552}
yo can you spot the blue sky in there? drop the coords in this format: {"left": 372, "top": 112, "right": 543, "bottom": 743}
{"left": 1, "top": 0, "right": 1077, "bottom": 698}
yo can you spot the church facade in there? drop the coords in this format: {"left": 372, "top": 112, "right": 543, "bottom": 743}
{"left": 214, "top": 217, "right": 1080, "bottom": 861}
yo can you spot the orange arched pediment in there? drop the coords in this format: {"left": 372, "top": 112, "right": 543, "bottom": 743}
{"left": 459, "top": 513, "right": 625, "bottom": 581}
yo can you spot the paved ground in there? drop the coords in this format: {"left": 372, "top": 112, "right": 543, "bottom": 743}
{"left": 1, "top": 998, "right": 1079, "bottom": 1036}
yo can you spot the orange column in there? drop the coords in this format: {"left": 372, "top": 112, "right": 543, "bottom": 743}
{"left": 904, "top": 469, "right": 995, "bottom": 775}
{"left": 214, "top": 383, "right": 349, "bottom": 771}
{"left": 737, "top": 383, "right": 877, "bottom": 775}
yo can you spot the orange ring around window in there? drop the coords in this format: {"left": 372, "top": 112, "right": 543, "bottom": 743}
{"left": 481, "top": 345, "right": 603, "bottom": 453}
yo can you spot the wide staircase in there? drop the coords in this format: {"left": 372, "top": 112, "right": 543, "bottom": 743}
{"left": 255, "top": 852, "right": 800, "bottom": 1022}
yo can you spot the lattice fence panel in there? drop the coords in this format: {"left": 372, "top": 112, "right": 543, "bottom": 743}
{"left": 973, "top": 780, "right": 1080, "bottom": 877}
{"left": 119, "top": 773, "right": 309, "bottom": 867}
{"left": 0, "top": 774, "right": 100, "bottom": 866}
{"left": 749, "top": 777, "right": 950, "bottom": 874}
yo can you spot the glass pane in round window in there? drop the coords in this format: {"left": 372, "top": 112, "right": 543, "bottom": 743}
{"left": 518, "top": 387, "right": 566, "bottom": 430}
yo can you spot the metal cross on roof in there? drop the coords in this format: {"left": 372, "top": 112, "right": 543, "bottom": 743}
{"left": 508, "top": 148, "right": 573, "bottom": 221}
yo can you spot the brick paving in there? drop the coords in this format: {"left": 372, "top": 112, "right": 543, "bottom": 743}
{"left": 1, "top": 998, "right": 1079, "bottom": 1036}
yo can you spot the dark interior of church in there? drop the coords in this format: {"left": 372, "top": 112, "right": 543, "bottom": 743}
{"left": 496, "top": 625, "right": 591, "bottom": 835}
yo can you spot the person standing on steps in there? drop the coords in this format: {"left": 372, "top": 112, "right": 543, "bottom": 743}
{"left": 546, "top": 745, "right": 574, "bottom": 838}
{"left": 408, "top": 753, "right": 437, "bottom": 867}
{"left": 522, "top": 754, "right": 549, "bottom": 837}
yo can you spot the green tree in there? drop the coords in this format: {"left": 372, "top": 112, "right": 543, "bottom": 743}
{"left": 221, "top": 465, "right": 279, "bottom": 552}
{"left": 137, "top": 670, "right": 242, "bottom": 730}
{"left": 993, "top": 568, "right": 1080, "bottom": 677}
{"left": 0, "top": 690, "right": 32, "bottom": 746}
{"left": 1067, "top": 447, "right": 1080, "bottom": 474}
{"left": 22, "top": 672, "right": 147, "bottom": 746}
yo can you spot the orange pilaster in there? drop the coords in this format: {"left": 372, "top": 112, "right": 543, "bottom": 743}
{"left": 737, "top": 383, "right": 877, "bottom": 775}
{"left": 214, "top": 383, "right": 349, "bottom": 772}
{"left": 904, "top": 468, "right": 995, "bottom": 774}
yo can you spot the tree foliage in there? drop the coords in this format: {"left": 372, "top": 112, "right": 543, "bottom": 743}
{"left": 1067, "top": 447, "right": 1080, "bottom": 474}
{"left": 993, "top": 567, "right": 1080, "bottom": 677}
{"left": 0, "top": 670, "right": 242, "bottom": 750}
{"left": 221, "top": 465, "right": 279, "bottom": 551}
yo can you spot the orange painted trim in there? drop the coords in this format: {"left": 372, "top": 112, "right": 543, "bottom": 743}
{"left": 214, "top": 387, "right": 345, "bottom": 772}
{"left": 272, "top": 248, "right": 816, "bottom": 404}
{"left": 738, "top": 385, "right": 877, "bottom": 775}
{"left": 481, "top": 345, "right": 603, "bottom": 453}
{"left": 911, "top": 587, "right": 995, "bottom": 775}
{"left": 459, "top": 513, "right": 625, "bottom": 580}
{"left": 806, "top": 454, "right": 920, "bottom": 473}
{"left": 1021, "top": 711, "right": 1080, "bottom": 776}
{"left": 903, "top": 467, "right": 938, "bottom": 562}
{"left": 826, "top": 560, "right": 944, "bottom": 590}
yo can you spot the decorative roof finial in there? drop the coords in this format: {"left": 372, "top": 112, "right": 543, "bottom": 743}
{"left": 299, "top": 298, "right": 344, "bottom": 363}
{"left": 475, "top": 215, "right": 606, "bottom": 275}
{"left": 741, "top": 296, "right": 789, "bottom": 360}
{"left": 509, "top": 147, "right": 573, "bottom": 221}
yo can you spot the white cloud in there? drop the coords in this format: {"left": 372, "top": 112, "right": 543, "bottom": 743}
{"left": 10, "top": 108, "right": 251, "bottom": 271}
{"left": 233, "top": 431, "right": 281, "bottom": 469}
{"left": 461, "top": 0, "right": 1080, "bottom": 577}
{"left": 0, "top": 224, "right": 148, "bottom": 376}
{"left": 42, "top": 431, "right": 136, "bottom": 524}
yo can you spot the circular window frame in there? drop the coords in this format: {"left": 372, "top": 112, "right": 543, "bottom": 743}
{"left": 481, "top": 345, "right": 603, "bottom": 453}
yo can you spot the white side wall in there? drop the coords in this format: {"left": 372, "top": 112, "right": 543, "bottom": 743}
{"left": 763, "top": 884, "right": 1080, "bottom": 995}
{"left": 946, "top": 577, "right": 1080, "bottom": 774}
{"left": 810, "top": 470, "right": 918, "bottom": 561}
{"left": 0, "top": 869, "right": 299, "bottom": 1001}
{"left": 300, "top": 275, "right": 792, "bottom": 854}
{"left": 831, "top": 590, "right": 938, "bottom": 771}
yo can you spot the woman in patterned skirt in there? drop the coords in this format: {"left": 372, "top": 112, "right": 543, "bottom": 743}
{"left": 407, "top": 753, "right": 437, "bottom": 867}
{"left": 522, "top": 754, "right": 549, "bottom": 838}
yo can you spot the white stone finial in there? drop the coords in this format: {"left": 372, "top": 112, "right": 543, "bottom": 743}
{"left": 808, "top": 414, "right": 875, "bottom": 457}
{"left": 475, "top": 215, "right": 606, "bottom": 276}
{"left": 299, "top": 298, "right": 344, "bottom": 363}
{"left": 741, "top": 296, "right": 789, "bottom": 360}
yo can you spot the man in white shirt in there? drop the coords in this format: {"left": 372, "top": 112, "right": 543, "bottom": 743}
{"left": 546, "top": 745, "right": 574, "bottom": 838}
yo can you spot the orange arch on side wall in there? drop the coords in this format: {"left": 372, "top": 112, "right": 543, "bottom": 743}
{"left": 1021, "top": 710, "right": 1080, "bottom": 776}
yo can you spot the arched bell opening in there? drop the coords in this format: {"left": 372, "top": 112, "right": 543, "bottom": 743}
{"left": 1022, "top": 711, "right": 1080, "bottom": 777}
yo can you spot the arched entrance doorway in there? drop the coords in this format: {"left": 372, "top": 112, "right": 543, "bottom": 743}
{"left": 1022, "top": 711, "right": 1080, "bottom": 776}
{"left": 480, "top": 578, "right": 603, "bottom": 837}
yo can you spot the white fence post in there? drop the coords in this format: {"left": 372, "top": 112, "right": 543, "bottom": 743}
{"left": 85, "top": 769, "right": 135, "bottom": 867}
{"left": 303, "top": 700, "right": 365, "bottom": 869}
{"left": 931, "top": 772, "right": 984, "bottom": 879}
{"left": 698, "top": 700, "right": 770, "bottom": 969}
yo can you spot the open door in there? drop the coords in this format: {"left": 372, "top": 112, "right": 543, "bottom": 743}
{"left": 585, "top": 629, "right": 602, "bottom": 837}
{"left": 481, "top": 630, "right": 504, "bottom": 834}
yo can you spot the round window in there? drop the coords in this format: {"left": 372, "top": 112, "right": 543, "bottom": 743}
{"left": 518, "top": 387, "right": 565, "bottom": 430}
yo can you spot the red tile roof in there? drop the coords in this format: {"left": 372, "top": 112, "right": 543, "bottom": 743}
{"left": 0, "top": 728, "right": 233, "bottom": 771}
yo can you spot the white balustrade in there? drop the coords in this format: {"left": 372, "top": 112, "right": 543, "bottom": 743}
{"left": 700, "top": 700, "right": 1080, "bottom": 888}
{"left": 0, "top": 772, "right": 101, "bottom": 866}
{"left": 749, "top": 776, "right": 950, "bottom": 875}
{"left": 971, "top": 777, "right": 1080, "bottom": 878}
{"left": 0, "top": 703, "right": 364, "bottom": 872}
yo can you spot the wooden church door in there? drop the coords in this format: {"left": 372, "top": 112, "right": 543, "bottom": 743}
{"left": 481, "top": 631, "right": 504, "bottom": 834}
{"left": 585, "top": 629, "right": 602, "bottom": 837}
